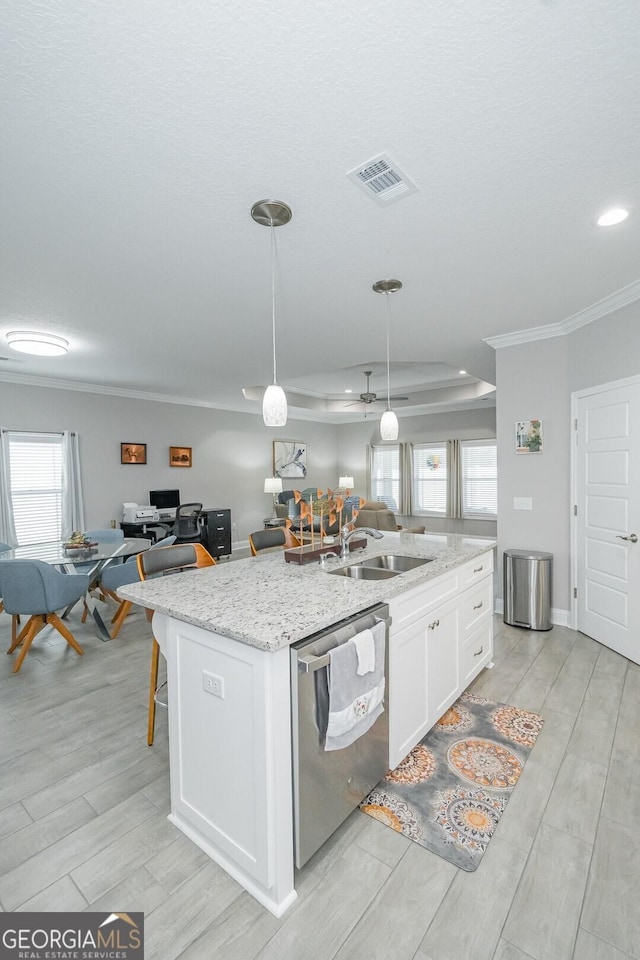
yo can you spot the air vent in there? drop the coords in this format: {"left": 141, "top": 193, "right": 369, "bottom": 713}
{"left": 347, "top": 152, "right": 418, "bottom": 205}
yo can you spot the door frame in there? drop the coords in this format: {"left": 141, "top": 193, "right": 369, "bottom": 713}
{"left": 570, "top": 372, "right": 640, "bottom": 631}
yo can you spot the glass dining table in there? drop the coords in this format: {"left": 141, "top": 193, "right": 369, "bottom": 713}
{"left": 0, "top": 537, "right": 152, "bottom": 640}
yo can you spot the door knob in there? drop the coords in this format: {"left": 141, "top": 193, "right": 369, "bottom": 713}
{"left": 616, "top": 533, "right": 638, "bottom": 543}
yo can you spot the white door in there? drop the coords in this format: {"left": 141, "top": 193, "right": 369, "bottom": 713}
{"left": 575, "top": 380, "right": 640, "bottom": 664}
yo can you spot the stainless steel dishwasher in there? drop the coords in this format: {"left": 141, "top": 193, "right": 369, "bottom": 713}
{"left": 290, "top": 602, "right": 391, "bottom": 868}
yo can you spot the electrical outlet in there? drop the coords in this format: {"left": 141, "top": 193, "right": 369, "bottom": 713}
{"left": 513, "top": 497, "right": 533, "bottom": 510}
{"left": 202, "top": 670, "right": 225, "bottom": 699}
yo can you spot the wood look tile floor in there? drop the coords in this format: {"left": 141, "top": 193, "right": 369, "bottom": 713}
{"left": 1, "top": 603, "right": 638, "bottom": 960}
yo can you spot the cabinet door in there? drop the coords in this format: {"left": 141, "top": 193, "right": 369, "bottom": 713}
{"left": 426, "top": 597, "right": 460, "bottom": 729}
{"left": 389, "top": 617, "right": 429, "bottom": 769}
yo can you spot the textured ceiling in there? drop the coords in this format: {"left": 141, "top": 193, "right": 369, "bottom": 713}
{"left": 1, "top": 0, "right": 638, "bottom": 420}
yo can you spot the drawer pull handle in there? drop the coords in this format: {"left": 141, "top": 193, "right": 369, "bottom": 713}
{"left": 473, "top": 646, "right": 484, "bottom": 657}
{"left": 428, "top": 619, "right": 440, "bottom": 630}
{"left": 473, "top": 566, "right": 483, "bottom": 573}
{"left": 473, "top": 601, "right": 483, "bottom": 610}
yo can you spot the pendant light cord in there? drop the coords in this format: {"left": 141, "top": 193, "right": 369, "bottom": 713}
{"left": 270, "top": 222, "right": 278, "bottom": 386}
{"left": 385, "top": 293, "right": 391, "bottom": 410}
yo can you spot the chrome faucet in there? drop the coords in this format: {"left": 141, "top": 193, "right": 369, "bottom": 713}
{"left": 339, "top": 524, "right": 383, "bottom": 560}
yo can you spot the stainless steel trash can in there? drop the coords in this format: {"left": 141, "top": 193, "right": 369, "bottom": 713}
{"left": 503, "top": 549, "right": 552, "bottom": 631}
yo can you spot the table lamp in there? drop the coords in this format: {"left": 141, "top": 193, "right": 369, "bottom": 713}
{"left": 264, "top": 477, "right": 283, "bottom": 515}
{"left": 338, "top": 476, "right": 354, "bottom": 495}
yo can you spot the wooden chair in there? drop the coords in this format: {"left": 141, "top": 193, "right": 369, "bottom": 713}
{"left": 99, "top": 534, "right": 176, "bottom": 638}
{"left": 137, "top": 542, "right": 216, "bottom": 745}
{"left": 248, "top": 527, "right": 300, "bottom": 556}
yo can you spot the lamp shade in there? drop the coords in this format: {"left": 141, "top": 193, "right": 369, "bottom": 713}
{"left": 338, "top": 476, "right": 354, "bottom": 488}
{"left": 262, "top": 384, "right": 288, "bottom": 427}
{"left": 264, "top": 477, "right": 283, "bottom": 494}
{"left": 380, "top": 409, "right": 399, "bottom": 441}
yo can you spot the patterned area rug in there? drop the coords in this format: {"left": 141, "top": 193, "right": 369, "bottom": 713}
{"left": 360, "top": 692, "right": 544, "bottom": 871}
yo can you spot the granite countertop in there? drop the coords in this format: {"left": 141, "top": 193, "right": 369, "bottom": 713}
{"left": 118, "top": 532, "right": 496, "bottom": 651}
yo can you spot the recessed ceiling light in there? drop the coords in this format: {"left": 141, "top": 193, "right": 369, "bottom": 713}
{"left": 596, "top": 208, "right": 629, "bottom": 227}
{"left": 459, "top": 370, "right": 467, "bottom": 375}
{"left": 344, "top": 389, "right": 353, "bottom": 393}
{"left": 6, "top": 331, "right": 69, "bottom": 356}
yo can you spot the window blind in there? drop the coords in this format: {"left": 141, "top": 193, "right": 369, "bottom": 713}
{"left": 370, "top": 444, "right": 401, "bottom": 512}
{"left": 461, "top": 440, "right": 497, "bottom": 518}
{"left": 412, "top": 443, "right": 448, "bottom": 515}
{"left": 8, "top": 433, "right": 63, "bottom": 545}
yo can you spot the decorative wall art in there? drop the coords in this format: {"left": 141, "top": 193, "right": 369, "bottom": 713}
{"left": 121, "top": 443, "right": 147, "bottom": 464}
{"left": 273, "top": 440, "right": 307, "bottom": 479}
{"left": 170, "top": 446, "right": 192, "bottom": 468}
{"left": 515, "top": 420, "right": 543, "bottom": 454}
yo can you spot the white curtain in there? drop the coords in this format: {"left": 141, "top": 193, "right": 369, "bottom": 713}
{"left": 0, "top": 428, "right": 17, "bottom": 546}
{"left": 61, "top": 430, "right": 85, "bottom": 539}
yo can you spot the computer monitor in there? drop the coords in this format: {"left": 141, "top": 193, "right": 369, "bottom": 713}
{"left": 149, "top": 489, "right": 180, "bottom": 510}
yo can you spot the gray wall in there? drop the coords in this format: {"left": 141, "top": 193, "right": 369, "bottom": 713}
{"left": 495, "top": 298, "right": 640, "bottom": 615}
{"left": 0, "top": 381, "right": 339, "bottom": 543}
{"left": 337, "top": 406, "right": 497, "bottom": 537}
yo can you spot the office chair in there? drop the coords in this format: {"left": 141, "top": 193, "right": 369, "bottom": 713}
{"left": 249, "top": 527, "right": 301, "bottom": 555}
{"left": 2, "top": 560, "right": 90, "bottom": 672}
{"left": 99, "top": 535, "right": 176, "bottom": 638}
{"left": 136, "top": 542, "right": 216, "bottom": 745}
{"left": 172, "top": 503, "right": 203, "bottom": 544}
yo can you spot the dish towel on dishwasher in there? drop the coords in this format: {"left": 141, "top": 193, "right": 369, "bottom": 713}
{"left": 352, "top": 627, "right": 376, "bottom": 675}
{"left": 325, "top": 620, "right": 386, "bottom": 751}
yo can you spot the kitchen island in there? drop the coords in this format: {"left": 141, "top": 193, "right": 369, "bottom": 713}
{"left": 119, "top": 532, "right": 496, "bottom": 916}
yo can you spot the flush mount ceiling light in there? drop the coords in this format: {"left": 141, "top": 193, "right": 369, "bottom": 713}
{"left": 251, "top": 199, "right": 292, "bottom": 427}
{"left": 6, "top": 331, "right": 69, "bottom": 356}
{"left": 596, "top": 208, "right": 629, "bottom": 227}
{"left": 373, "top": 278, "right": 402, "bottom": 441}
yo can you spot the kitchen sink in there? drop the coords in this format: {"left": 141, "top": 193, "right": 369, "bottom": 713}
{"left": 327, "top": 564, "right": 399, "bottom": 580}
{"left": 359, "top": 555, "right": 434, "bottom": 572}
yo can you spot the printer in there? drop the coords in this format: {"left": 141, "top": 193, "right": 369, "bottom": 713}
{"left": 122, "top": 502, "right": 160, "bottom": 523}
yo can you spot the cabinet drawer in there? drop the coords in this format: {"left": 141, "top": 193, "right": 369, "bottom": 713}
{"left": 459, "top": 551, "right": 493, "bottom": 589}
{"left": 459, "top": 620, "right": 493, "bottom": 688}
{"left": 387, "top": 570, "right": 459, "bottom": 632}
{"left": 460, "top": 578, "right": 493, "bottom": 637}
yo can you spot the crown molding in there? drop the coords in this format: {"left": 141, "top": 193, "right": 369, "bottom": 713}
{"left": 484, "top": 277, "right": 640, "bottom": 350}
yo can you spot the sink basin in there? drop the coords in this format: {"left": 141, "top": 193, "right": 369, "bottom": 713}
{"left": 327, "top": 564, "right": 399, "bottom": 580}
{"left": 359, "top": 555, "right": 434, "bottom": 572}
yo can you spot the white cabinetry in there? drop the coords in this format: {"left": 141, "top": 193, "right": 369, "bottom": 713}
{"left": 388, "top": 551, "right": 494, "bottom": 769}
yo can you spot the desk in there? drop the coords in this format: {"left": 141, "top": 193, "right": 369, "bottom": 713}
{"left": 0, "top": 538, "right": 151, "bottom": 640}
{"left": 121, "top": 508, "right": 232, "bottom": 558}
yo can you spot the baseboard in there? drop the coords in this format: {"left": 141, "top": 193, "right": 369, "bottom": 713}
{"left": 494, "top": 598, "right": 570, "bottom": 628}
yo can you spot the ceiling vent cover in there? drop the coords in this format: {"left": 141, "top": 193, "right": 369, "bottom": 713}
{"left": 347, "top": 152, "right": 418, "bottom": 205}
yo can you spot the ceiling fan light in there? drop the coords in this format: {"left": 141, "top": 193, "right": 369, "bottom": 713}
{"left": 262, "top": 383, "right": 288, "bottom": 426}
{"left": 380, "top": 408, "right": 399, "bottom": 441}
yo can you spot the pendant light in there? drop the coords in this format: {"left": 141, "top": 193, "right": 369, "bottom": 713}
{"left": 373, "top": 278, "right": 402, "bottom": 441}
{"left": 251, "top": 200, "right": 292, "bottom": 427}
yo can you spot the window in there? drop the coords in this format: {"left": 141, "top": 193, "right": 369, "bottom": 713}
{"left": 370, "top": 445, "right": 402, "bottom": 512}
{"left": 8, "top": 432, "right": 63, "bottom": 544}
{"left": 412, "top": 443, "right": 448, "bottom": 515}
{"left": 461, "top": 439, "right": 497, "bottom": 519}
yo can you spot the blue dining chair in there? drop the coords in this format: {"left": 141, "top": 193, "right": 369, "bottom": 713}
{"left": 2, "top": 559, "right": 90, "bottom": 672}
{"left": 99, "top": 535, "right": 176, "bottom": 638}
{"left": 0, "top": 541, "right": 21, "bottom": 648}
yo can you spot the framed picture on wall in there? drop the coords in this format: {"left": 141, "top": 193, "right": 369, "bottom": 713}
{"left": 515, "top": 420, "right": 543, "bottom": 454}
{"left": 273, "top": 440, "right": 307, "bottom": 479}
{"left": 121, "top": 443, "right": 147, "bottom": 464}
{"left": 170, "top": 446, "right": 192, "bottom": 467}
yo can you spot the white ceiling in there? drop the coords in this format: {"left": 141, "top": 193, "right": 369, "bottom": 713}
{"left": 1, "top": 0, "right": 638, "bottom": 422}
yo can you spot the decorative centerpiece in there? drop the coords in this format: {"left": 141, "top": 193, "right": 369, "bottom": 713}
{"left": 283, "top": 491, "right": 368, "bottom": 564}
{"left": 63, "top": 531, "right": 98, "bottom": 550}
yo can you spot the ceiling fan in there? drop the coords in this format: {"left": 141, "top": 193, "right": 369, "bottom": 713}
{"left": 346, "top": 370, "right": 409, "bottom": 407}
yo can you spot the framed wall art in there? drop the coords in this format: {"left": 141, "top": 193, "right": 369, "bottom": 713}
{"left": 170, "top": 446, "right": 192, "bottom": 468}
{"left": 273, "top": 440, "right": 307, "bottom": 479}
{"left": 121, "top": 443, "right": 147, "bottom": 464}
{"left": 515, "top": 420, "right": 543, "bottom": 454}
